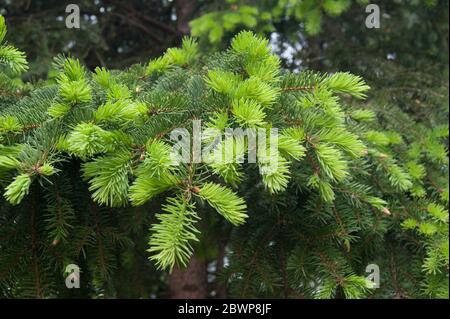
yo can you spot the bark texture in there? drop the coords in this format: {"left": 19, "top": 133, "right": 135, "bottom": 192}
{"left": 169, "top": 255, "right": 208, "bottom": 299}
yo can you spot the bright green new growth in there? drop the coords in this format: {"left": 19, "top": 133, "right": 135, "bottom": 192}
{"left": 232, "top": 98, "right": 266, "bottom": 127}
{"left": 0, "top": 31, "right": 392, "bottom": 269}
{"left": 146, "top": 37, "right": 199, "bottom": 75}
{"left": 148, "top": 196, "right": 200, "bottom": 271}
{"left": 0, "top": 16, "right": 28, "bottom": 74}
{"left": 83, "top": 151, "right": 132, "bottom": 207}
{"left": 0, "top": 23, "right": 448, "bottom": 298}
{"left": 4, "top": 173, "right": 31, "bottom": 205}
{"left": 198, "top": 182, "right": 248, "bottom": 226}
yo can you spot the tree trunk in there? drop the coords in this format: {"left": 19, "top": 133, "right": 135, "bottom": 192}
{"left": 175, "top": 0, "right": 195, "bottom": 34}
{"left": 168, "top": 254, "right": 208, "bottom": 299}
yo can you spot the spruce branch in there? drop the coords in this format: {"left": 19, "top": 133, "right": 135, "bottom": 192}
{"left": 322, "top": 72, "right": 370, "bottom": 99}
{"left": 198, "top": 182, "right": 248, "bottom": 226}
{"left": 83, "top": 152, "right": 133, "bottom": 207}
{"left": 4, "top": 173, "right": 32, "bottom": 205}
{"left": 148, "top": 195, "right": 200, "bottom": 271}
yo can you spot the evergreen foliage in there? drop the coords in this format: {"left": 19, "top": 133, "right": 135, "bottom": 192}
{"left": 0, "top": 13, "right": 448, "bottom": 299}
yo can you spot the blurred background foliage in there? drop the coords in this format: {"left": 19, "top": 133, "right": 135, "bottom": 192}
{"left": 1, "top": 0, "right": 190, "bottom": 78}
{"left": 2, "top": 0, "right": 448, "bottom": 105}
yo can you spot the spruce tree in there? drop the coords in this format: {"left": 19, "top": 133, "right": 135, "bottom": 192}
{"left": 0, "top": 15, "right": 448, "bottom": 299}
